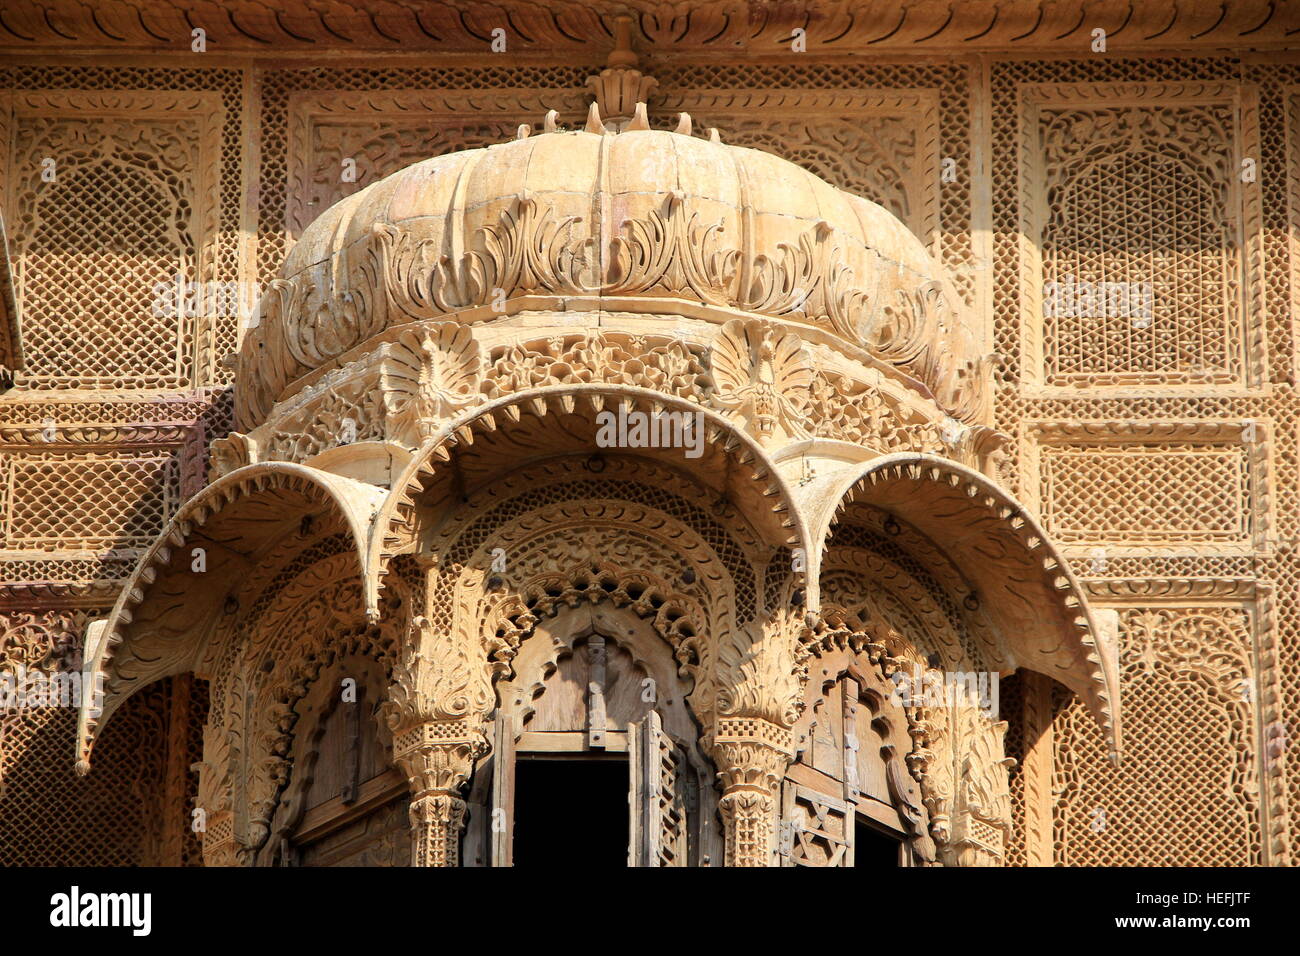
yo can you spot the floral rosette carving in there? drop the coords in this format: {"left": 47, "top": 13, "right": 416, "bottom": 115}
{"left": 485, "top": 331, "right": 707, "bottom": 399}
{"left": 0, "top": 610, "right": 86, "bottom": 673}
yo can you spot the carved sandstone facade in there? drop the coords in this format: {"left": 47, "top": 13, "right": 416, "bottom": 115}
{"left": 0, "top": 1, "right": 1294, "bottom": 868}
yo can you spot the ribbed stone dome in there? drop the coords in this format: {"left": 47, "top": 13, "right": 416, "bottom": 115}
{"left": 236, "top": 107, "right": 983, "bottom": 428}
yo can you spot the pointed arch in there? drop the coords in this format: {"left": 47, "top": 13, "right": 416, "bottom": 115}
{"left": 76, "top": 461, "right": 387, "bottom": 770}
{"left": 365, "top": 383, "right": 814, "bottom": 605}
{"left": 810, "top": 453, "right": 1120, "bottom": 759}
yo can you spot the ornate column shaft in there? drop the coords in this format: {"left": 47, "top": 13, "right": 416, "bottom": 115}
{"left": 385, "top": 561, "right": 498, "bottom": 867}
{"left": 391, "top": 717, "right": 487, "bottom": 867}
{"left": 710, "top": 716, "right": 794, "bottom": 867}
{"left": 195, "top": 720, "right": 241, "bottom": 866}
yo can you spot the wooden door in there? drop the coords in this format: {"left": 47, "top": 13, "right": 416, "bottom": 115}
{"left": 628, "top": 710, "right": 693, "bottom": 867}
{"left": 268, "top": 659, "right": 411, "bottom": 867}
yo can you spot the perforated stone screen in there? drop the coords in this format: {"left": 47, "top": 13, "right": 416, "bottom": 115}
{"left": 0, "top": 448, "right": 180, "bottom": 551}
{"left": 1039, "top": 441, "right": 1251, "bottom": 548}
{"left": 0, "top": 45, "right": 1296, "bottom": 868}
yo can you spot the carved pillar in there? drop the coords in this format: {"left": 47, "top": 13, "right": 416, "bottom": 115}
{"left": 160, "top": 673, "right": 194, "bottom": 865}
{"left": 1021, "top": 670, "right": 1056, "bottom": 866}
{"left": 946, "top": 710, "right": 1014, "bottom": 867}
{"left": 710, "top": 716, "right": 794, "bottom": 867}
{"left": 391, "top": 717, "right": 488, "bottom": 867}
{"left": 386, "top": 559, "right": 498, "bottom": 866}
{"left": 195, "top": 720, "right": 239, "bottom": 867}
{"left": 906, "top": 706, "right": 951, "bottom": 861}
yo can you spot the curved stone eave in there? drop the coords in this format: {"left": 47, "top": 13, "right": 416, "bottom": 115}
{"left": 809, "top": 452, "right": 1121, "bottom": 760}
{"left": 365, "top": 383, "right": 814, "bottom": 605}
{"left": 75, "top": 461, "right": 387, "bottom": 772}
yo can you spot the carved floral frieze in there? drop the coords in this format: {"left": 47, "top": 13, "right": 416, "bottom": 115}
{"left": 239, "top": 317, "right": 971, "bottom": 471}
{"left": 237, "top": 151, "right": 988, "bottom": 430}
{"left": 484, "top": 329, "right": 707, "bottom": 400}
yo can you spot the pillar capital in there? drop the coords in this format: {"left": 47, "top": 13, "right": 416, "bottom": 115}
{"left": 708, "top": 716, "right": 794, "bottom": 867}
{"left": 390, "top": 716, "right": 488, "bottom": 867}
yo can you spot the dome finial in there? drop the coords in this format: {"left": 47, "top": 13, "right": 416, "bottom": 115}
{"left": 585, "top": 102, "right": 608, "bottom": 135}
{"left": 586, "top": 12, "right": 658, "bottom": 130}
{"left": 607, "top": 14, "right": 638, "bottom": 69}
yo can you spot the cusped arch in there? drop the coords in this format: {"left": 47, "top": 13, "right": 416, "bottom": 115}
{"left": 819, "top": 543, "right": 980, "bottom": 672}
{"left": 366, "top": 383, "right": 814, "bottom": 603}
{"left": 76, "top": 461, "right": 388, "bottom": 770}
{"left": 449, "top": 492, "right": 740, "bottom": 733}
{"left": 797, "top": 636, "right": 939, "bottom": 862}
{"left": 810, "top": 453, "right": 1121, "bottom": 759}
{"left": 498, "top": 601, "right": 705, "bottom": 744}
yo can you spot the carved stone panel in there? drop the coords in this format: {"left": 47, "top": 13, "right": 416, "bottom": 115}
{"left": 1037, "top": 437, "right": 1254, "bottom": 551}
{"left": 1, "top": 91, "right": 225, "bottom": 389}
{"left": 1051, "top": 583, "right": 1288, "bottom": 866}
{"left": 0, "top": 414, "right": 206, "bottom": 587}
{"left": 1018, "top": 83, "right": 1265, "bottom": 394}
{"left": 1020, "top": 421, "right": 1272, "bottom": 557}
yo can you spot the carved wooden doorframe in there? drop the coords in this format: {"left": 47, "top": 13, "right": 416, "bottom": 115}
{"left": 255, "top": 652, "right": 408, "bottom": 867}
{"left": 465, "top": 603, "right": 722, "bottom": 866}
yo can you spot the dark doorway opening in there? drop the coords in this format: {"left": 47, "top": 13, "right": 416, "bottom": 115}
{"left": 512, "top": 756, "right": 629, "bottom": 866}
{"left": 854, "top": 817, "right": 903, "bottom": 867}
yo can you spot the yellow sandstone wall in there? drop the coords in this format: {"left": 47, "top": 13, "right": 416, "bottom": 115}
{"left": 0, "top": 49, "right": 1294, "bottom": 865}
